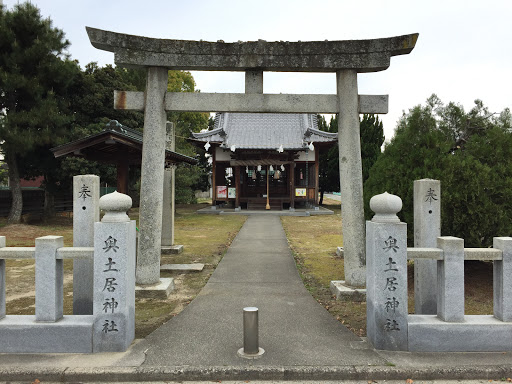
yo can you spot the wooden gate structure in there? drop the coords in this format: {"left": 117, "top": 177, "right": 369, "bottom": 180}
{"left": 87, "top": 28, "right": 418, "bottom": 288}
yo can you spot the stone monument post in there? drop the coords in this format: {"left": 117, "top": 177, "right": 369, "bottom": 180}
{"left": 73, "top": 174, "right": 100, "bottom": 315}
{"left": 337, "top": 70, "right": 366, "bottom": 287}
{"left": 137, "top": 67, "right": 168, "bottom": 285}
{"left": 162, "top": 168, "right": 174, "bottom": 248}
{"left": 93, "top": 191, "right": 136, "bottom": 352}
{"left": 366, "top": 192, "right": 408, "bottom": 351}
{"left": 414, "top": 179, "right": 440, "bottom": 314}
{"left": 162, "top": 121, "right": 181, "bottom": 254}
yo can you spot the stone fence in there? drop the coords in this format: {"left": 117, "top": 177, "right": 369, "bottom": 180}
{"left": 367, "top": 191, "right": 512, "bottom": 352}
{"left": 0, "top": 188, "right": 136, "bottom": 353}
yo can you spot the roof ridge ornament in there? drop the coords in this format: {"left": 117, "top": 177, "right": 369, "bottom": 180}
{"left": 105, "top": 119, "right": 122, "bottom": 131}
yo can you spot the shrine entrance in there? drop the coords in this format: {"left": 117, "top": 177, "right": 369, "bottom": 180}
{"left": 87, "top": 27, "right": 418, "bottom": 288}
{"left": 217, "top": 163, "right": 293, "bottom": 210}
{"left": 217, "top": 161, "right": 316, "bottom": 210}
{"left": 192, "top": 112, "right": 333, "bottom": 210}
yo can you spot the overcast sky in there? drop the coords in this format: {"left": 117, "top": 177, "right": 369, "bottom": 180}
{"left": 4, "top": 0, "right": 511, "bottom": 140}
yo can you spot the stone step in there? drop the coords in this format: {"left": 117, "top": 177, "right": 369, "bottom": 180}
{"left": 160, "top": 263, "right": 205, "bottom": 272}
{"left": 330, "top": 280, "right": 366, "bottom": 302}
{"left": 161, "top": 244, "right": 184, "bottom": 254}
{"left": 247, "top": 200, "right": 283, "bottom": 210}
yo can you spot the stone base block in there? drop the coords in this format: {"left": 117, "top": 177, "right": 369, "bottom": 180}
{"left": 0, "top": 315, "right": 93, "bottom": 353}
{"left": 161, "top": 245, "right": 184, "bottom": 255}
{"left": 135, "top": 278, "right": 175, "bottom": 299}
{"left": 330, "top": 280, "right": 366, "bottom": 302}
{"left": 161, "top": 263, "right": 205, "bottom": 272}
{"left": 336, "top": 246, "right": 344, "bottom": 257}
{"left": 409, "top": 315, "right": 512, "bottom": 352}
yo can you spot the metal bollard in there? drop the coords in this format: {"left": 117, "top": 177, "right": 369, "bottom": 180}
{"left": 243, "top": 307, "right": 259, "bottom": 354}
{"left": 238, "top": 307, "right": 265, "bottom": 359}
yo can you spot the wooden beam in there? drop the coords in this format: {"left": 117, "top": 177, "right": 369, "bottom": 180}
{"left": 80, "top": 149, "right": 141, "bottom": 164}
{"left": 114, "top": 90, "right": 388, "bottom": 114}
{"left": 117, "top": 162, "right": 129, "bottom": 194}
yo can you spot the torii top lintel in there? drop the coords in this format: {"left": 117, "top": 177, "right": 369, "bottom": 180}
{"left": 86, "top": 27, "right": 418, "bottom": 73}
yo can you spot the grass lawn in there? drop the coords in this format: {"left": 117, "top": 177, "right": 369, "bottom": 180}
{"left": 0, "top": 203, "right": 246, "bottom": 338}
{"left": 281, "top": 197, "right": 494, "bottom": 336}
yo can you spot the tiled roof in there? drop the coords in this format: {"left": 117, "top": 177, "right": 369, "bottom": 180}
{"left": 51, "top": 120, "right": 197, "bottom": 165}
{"left": 191, "top": 113, "right": 337, "bottom": 150}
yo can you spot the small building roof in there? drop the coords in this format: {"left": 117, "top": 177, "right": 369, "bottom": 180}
{"left": 51, "top": 120, "right": 197, "bottom": 165}
{"left": 191, "top": 113, "right": 337, "bottom": 150}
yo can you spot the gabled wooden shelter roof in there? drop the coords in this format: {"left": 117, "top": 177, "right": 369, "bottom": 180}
{"left": 51, "top": 120, "right": 197, "bottom": 165}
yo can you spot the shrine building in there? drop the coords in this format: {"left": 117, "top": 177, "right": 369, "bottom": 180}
{"left": 190, "top": 113, "right": 337, "bottom": 210}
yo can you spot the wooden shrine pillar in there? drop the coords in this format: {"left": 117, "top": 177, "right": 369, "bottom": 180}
{"left": 266, "top": 165, "right": 270, "bottom": 210}
{"left": 235, "top": 166, "right": 241, "bottom": 208}
{"left": 117, "top": 161, "right": 129, "bottom": 194}
{"left": 289, "top": 163, "right": 295, "bottom": 209}
{"left": 315, "top": 149, "right": 320, "bottom": 205}
{"left": 211, "top": 149, "right": 216, "bottom": 206}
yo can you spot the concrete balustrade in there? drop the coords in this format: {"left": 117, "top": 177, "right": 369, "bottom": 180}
{"left": 368, "top": 190, "right": 512, "bottom": 352}
{"left": 0, "top": 185, "right": 136, "bottom": 353}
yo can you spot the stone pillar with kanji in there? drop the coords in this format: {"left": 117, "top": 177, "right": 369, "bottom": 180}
{"left": 366, "top": 192, "right": 408, "bottom": 351}
{"left": 73, "top": 174, "right": 100, "bottom": 315}
{"left": 93, "top": 191, "right": 136, "bottom": 352}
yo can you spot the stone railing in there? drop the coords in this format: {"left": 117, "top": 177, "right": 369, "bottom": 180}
{"left": 366, "top": 192, "right": 512, "bottom": 352}
{"left": 0, "top": 189, "right": 136, "bottom": 353}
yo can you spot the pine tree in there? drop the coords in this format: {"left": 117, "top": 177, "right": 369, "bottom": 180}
{"left": 0, "top": 2, "right": 78, "bottom": 223}
{"left": 166, "top": 71, "right": 209, "bottom": 203}
{"left": 364, "top": 95, "right": 512, "bottom": 247}
{"left": 318, "top": 114, "right": 385, "bottom": 204}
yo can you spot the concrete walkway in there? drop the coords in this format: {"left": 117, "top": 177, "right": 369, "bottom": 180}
{"left": 121, "top": 215, "right": 383, "bottom": 367}
{"left": 1, "top": 215, "right": 512, "bottom": 382}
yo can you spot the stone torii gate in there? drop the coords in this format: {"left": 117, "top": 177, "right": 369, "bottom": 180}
{"left": 87, "top": 28, "right": 418, "bottom": 288}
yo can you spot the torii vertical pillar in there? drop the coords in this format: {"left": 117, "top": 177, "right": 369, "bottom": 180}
{"left": 337, "top": 70, "right": 366, "bottom": 287}
{"left": 137, "top": 67, "right": 168, "bottom": 286}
